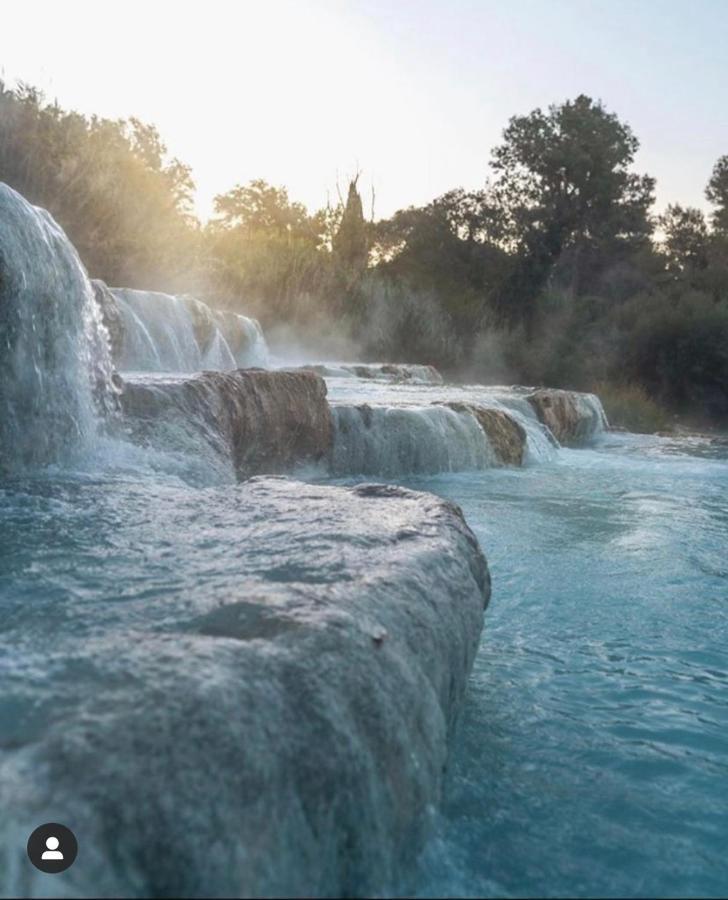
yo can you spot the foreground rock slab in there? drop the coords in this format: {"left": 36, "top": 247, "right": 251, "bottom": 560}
{"left": 0, "top": 478, "right": 489, "bottom": 898}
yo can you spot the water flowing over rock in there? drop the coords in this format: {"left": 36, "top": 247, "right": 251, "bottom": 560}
{"left": 443, "top": 402, "right": 527, "bottom": 466}
{"left": 527, "top": 389, "right": 608, "bottom": 446}
{"left": 0, "top": 478, "right": 489, "bottom": 898}
{"left": 330, "top": 403, "right": 502, "bottom": 476}
{"left": 301, "top": 362, "right": 444, "bottom": 384}
{"left": 120, "top": 369, "right": 332, "bottom": 477}
{"left": 102, "top": 285, "right": 269, "bottom": 372}
{"left": 0, "top": 183, "right": 115, "bottom": 471}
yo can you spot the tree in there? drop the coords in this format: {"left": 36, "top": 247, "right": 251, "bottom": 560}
{"left": 213, "top": 179, "right": 317, "bottom": 242}
{"left": 706, "top": 155, "right": 728, "bottom": 235}
{"left": 373, "top": 188, "right": 510, "bottom": 338}
{"left": 658, "top": 204, "right": 709, "bottom": 277}
{"left": 332, "top": 177, "right": 369, "bottom": 274}
{"left": 490, "top": 95, "right": 655, "bottom": 319}
{"left": 0, "top": 81, "right": 199, "bottom": 287}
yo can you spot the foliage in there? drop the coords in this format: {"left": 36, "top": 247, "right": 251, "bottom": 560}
{"left": 0, "top": 81, "right": 198, "bottom": 288}
{"left": 592, "top": 381, "right": 670, "bottom": 434}
{"left": 2, "top": 81, "right": 728, "bottom": 427}
{"left": 706, "top": 155, "right": 728, "bottom": 235}
{"left": 332, "top": 177, "right": 369, "bottom": 274}
{"left": 489, "top": 94, "right": 655, "bottom": 321}
{"left": 658, "top": 205, "right": 709, "bottom": 278}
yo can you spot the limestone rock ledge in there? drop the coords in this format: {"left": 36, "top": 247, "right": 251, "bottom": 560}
{"left": 527, "top": 388, "right": 608, "bottom": 446}
{"left": 0, "top": 478, "right": 489, "bottom": 899}
{"left": 120, "top": 368, "right": 333, "bottom": 477}
{"left": 444, "top": 402, "right": 527, "bottom": 466}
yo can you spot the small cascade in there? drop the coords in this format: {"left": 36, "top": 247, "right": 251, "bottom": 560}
{"left": 330, "top": 404, "right": 501, "bottom": 476}
{"left": 484, "top": 394, "right": 561, "bottom": 463}
{"left": 106, "top": 287, "right": 269, "bottom": 372}
{"left": 301, "top": 363, "right": 443, "bottom": 384}
{"left": 0, "top": 183, "right": 115, "bottom": 471}
{"left": 527, "top": 388, "right": 609, "bottom": 446}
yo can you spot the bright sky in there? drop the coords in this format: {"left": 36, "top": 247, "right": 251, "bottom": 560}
{"left": 2, "top": 0, "right": 727, "bottom": 220}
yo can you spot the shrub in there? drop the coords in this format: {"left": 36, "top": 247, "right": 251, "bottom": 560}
{"left": 593, "top": 380, "right": 670, "bottom": 433}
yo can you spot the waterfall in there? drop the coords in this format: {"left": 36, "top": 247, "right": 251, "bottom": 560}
{"left": 526, "top": 388, "right": 609, "bottom": 446}
{"left": 0, "top": 183, "right": 115, "bottom": 471}
{"left": 330, "top": 405, "right": 502, "bottom": 476}
{"left": 108, "top": 287, "right": 269, "bottom": 372}
{"left": 486, "top": 394, "right": 561, "bottom": 463}
{"left": 302, "top": 362, "right": 443, "bottom": 384}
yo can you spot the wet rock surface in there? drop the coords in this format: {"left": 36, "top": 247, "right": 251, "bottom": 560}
{"left": 120, "top": 369, "right": 333, "bottom": 477}
{"left": 300, "top": 362, "right": 444, "bottom": 384}
{"left": 444, "top": 402, "right": 527, "bottom": 466}
{"left": 527, "top": 388, "right": 608, "bottom": 446}
{"left": 1, "top": 477, "right": 489, "bottom": 898}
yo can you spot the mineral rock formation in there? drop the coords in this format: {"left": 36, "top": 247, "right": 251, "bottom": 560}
{"left": 445, "top": 402, "right": 527, "bottom": 466}
{"left": 527, "top": 388, "right": 608, "bottom": 446}
{"left": 120, "top": 369, "right": 332, "bottom": 477}
{"left": 0, "top": 478, "right": 490, "bottom": 898}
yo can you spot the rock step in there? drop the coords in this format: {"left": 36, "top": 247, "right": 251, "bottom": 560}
{"left": 3, "top": 478, "right": 489, "bottom": 898}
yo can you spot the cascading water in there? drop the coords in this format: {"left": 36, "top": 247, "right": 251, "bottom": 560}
{"left": 330, "top": 404, "right": 501, "bottom": 476}
{"left": 300, "top": 362, "right": 444, "bottom": 384}
{"left": 0, "top": 184, "right": 115, "bottom": 471}
{"left": 4, "top": 182, "right": 727, "bottom": 899}
{"left": 323, "top": 378, "right": 580, "bottom": 477}
{"left": 109, "top": 287, "right": 269, "bottom": 372}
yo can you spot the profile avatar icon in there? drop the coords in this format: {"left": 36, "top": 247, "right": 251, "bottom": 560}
{"left": 41, "top": 835, "right": 64, "bottom": 860}
{"left": 27, "top": 822, "right": 77, "bottom": 873}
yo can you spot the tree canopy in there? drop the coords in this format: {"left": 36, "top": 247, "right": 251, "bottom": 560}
{"left": 1, "top": 82, "right": 727, "bottom": 424}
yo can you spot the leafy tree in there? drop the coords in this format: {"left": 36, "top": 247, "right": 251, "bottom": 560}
{"left": 706, "top": 155, "right": 728, "bottom": 235}
{"left": 490, "top": 95, "right": 655, "bottom": 320}
{"left": 213, "top": 179, "right": 319, "bottom": 243}
{"left": 658, "top": 204, "right": 709, "bottom": 277}
{"left": 374, "top": 188, "right": 510, "bottom": 339}
{"left": 0, "top": 81, "right": 198, "bottom": 287}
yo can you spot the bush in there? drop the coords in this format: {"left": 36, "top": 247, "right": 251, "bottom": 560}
{"left": 593, "top": 381, "right": 670, "bottom": 433}
{"left": 614, "top": 290, "right": 728, "bottom": 421}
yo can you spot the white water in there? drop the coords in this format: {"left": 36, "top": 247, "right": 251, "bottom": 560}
{"left": 297, "top": 362, "right": 444, "bottom": 384}
{"left": 325, "top": 378, "right": 591, "bottom": 476}
{"left": 0, "top": 184, "right": 115, "bottom": 471}
{"left": 331, "top": 404, "right": 500, "bottom": 476}
{"left": 111, "top": 287, "right": 269, "bottom": 372}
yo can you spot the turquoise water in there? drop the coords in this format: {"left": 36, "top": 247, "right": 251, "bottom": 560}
{"left": 2, "top": 430, "right": 727, "bottom": 897}
{"left": 8, "top": 180, "right": 726, "bottom": 895}
{"left": 396, "top": 432, "right": 728, "bottom": 898}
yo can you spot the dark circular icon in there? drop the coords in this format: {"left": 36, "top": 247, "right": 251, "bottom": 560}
{"left": 27, "top": 823, "right": 78, "bottom": 874}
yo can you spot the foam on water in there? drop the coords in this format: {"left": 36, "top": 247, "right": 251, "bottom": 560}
{"left": 296, "top": 362, "right": 444, "bottom": 384}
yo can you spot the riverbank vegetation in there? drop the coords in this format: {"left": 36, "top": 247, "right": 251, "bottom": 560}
{"left": 2, "top": 81, "right": 727, "bottom": 426}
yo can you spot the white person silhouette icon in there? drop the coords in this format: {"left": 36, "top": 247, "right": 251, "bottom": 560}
{"left": 27, "top": 823, "right": 78, "bottom": 873}
{"left": 41, "top": 835, "right": 64, "bottom": 860}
